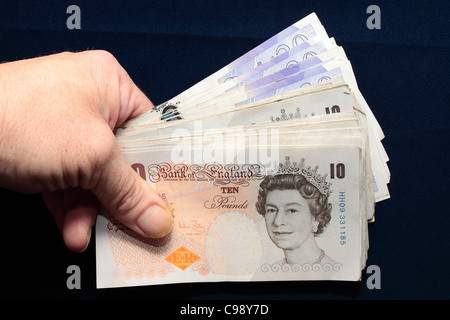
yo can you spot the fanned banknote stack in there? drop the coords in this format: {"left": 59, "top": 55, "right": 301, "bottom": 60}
{"left": 96, "top": 13, "right": 390, "bottom": 288}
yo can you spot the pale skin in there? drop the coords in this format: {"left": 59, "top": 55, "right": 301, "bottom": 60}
{"left": 264, "top": 189, "right": 333, "bottom": 264}
{"left": 0, "top": 51, "right": 173, "bottom": 252}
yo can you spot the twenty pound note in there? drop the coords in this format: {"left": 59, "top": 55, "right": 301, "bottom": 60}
{"left": 96, "top": 145, "right": 367, "bottom": 288}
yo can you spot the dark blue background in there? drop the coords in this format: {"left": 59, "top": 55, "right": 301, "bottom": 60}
{"left": 0, "top": 0, "right": 449, "bottom": 302}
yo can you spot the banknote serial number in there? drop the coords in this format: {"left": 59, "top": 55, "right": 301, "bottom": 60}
{"left": 338, "top": 191, "right": 347, "bottom": 245}
{"left": 180, "top": 304, "right": 269, "bottom": 316}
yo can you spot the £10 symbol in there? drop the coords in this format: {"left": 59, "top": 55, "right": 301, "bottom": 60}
{"left": 330, "top": 163, "right": 345, "bottom": 179}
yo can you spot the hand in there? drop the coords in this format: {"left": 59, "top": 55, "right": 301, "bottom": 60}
{"left": 0, "top": 51, "right": 173, "bottom": 252}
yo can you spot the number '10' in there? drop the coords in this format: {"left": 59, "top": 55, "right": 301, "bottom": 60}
{"left": 330, "top": 163, "right": 345, "bottom": 179}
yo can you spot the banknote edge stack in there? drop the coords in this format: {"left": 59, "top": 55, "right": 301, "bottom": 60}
{"left": 95, "top": 12, "right": 390, "bottom": 288}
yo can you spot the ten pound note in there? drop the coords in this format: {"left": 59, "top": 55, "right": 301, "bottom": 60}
{"left": 95, "top": 12, "right": 388, "bottom": 288}
{"left": 96, "top": 140, "right": 369, "bottom": 287}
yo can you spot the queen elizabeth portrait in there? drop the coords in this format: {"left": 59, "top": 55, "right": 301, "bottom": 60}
{"left": 255, "top": 158, "right": 336, "bottom": 265}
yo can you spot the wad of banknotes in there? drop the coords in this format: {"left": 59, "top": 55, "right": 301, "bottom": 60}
{"left": 95, "top": 12, "right": 390, "bottom": 288}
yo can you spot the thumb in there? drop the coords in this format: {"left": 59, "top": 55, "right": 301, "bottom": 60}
{"left": 91, "top": 149, "right": 173, "bottom": 238}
